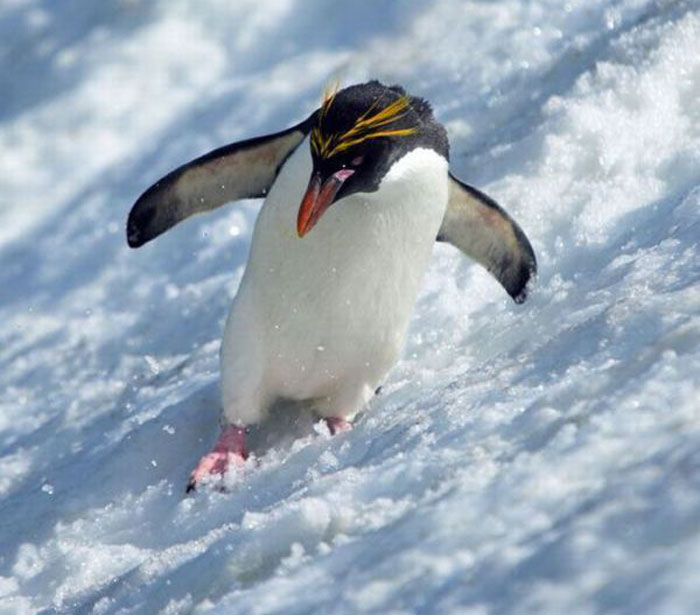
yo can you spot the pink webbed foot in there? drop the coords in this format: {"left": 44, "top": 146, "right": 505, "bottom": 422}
{"left": 186, "top": 425, "right": 248, "bottom": 493}
{"left": 324, "top": 417, "right": 353, "bottom": 435}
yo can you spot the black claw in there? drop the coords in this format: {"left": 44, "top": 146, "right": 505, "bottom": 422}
{"left": 185, "top": 478, "right": 196, "bottom": 493}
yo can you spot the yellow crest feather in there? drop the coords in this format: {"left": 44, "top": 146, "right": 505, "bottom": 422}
{"left": 320, "top": 81, "right": 339, "bottom": 119}
{"left": 312, "top": 91, "right": 417, "bottom": 158}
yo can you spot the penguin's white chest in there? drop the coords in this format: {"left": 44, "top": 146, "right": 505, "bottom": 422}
{"left": 222, "top": 139, "right": 448, "bottom": 417}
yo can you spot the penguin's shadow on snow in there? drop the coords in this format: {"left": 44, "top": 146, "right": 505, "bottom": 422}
{"left": 34, "top": 396, "right": 373, "bottom": 615}
{"left": 58, "top": 399, "right": 373, "bottom": 615}
{"left": 0, "top": 376, "right": 347, "bottom": 577}
{"left": 245, "top": 400, "right": 321, "bottom": 454}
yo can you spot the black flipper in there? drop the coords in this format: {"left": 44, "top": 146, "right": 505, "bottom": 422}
{"left": 127, "top": 114, "right": 315, "bottom": 248}
{"left": 437, "top": 172, "right": 537, "bottom": 303}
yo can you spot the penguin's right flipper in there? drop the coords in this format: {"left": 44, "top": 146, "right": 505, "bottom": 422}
{"left": 127, "top": 113, "right": 315, "bottom": 248}
{"left": 438, "top": 173, "right": 537, "bottom": 303}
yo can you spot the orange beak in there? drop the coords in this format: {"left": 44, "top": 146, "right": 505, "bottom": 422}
{"left": 297, "top": 169, "right": 355, "bottom": 237}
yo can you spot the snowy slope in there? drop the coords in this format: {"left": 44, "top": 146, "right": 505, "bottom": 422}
{"left": 1, "top": 1, "right": 700, "bottom": 613}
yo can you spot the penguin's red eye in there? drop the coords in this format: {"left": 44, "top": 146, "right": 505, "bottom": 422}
{"left": 351, "top": 155, "right": 364, "bottom": 166}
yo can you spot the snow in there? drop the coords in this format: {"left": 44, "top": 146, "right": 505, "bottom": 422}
{"left": 1, "top": 0, "right": 699, "bottom": 613}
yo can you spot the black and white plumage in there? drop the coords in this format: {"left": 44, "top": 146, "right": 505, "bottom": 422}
{"left": 126, "top": 81, "right": 537, "bottom": 490}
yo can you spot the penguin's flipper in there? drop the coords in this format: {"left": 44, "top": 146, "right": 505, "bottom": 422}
{"left": 437, "top": 172, "right": 537, "bottom": 303}
{"left": 127, "top": 114, "right": 315, "bottom": 248}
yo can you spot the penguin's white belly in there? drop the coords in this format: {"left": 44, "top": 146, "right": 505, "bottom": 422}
{"left": 221, "top": 139, "right": 448, "bottom": 422}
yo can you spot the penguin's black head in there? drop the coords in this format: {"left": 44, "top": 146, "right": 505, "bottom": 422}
{"left": 297, "top": 80, "right": 449, "bottom": 237}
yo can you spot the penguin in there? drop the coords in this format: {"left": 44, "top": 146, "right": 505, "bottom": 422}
{"left": 126, "top": 81, "right": 537, "bottom": 492}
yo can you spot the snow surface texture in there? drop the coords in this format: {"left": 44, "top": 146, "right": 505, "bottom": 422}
{"left": 1, "top": 0, "right": 699, "bottom": 613}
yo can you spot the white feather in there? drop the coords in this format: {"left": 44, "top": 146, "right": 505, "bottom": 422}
{"left": 220, "top": 139, "right": 448, "bottom": 425}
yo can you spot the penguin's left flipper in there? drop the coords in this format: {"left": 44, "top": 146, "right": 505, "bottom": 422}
{"left": 437, "top": 173, "right": 537, "bottom": 303}
{"left": 127, "top": 113, "right": 315, "bottom": 248}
